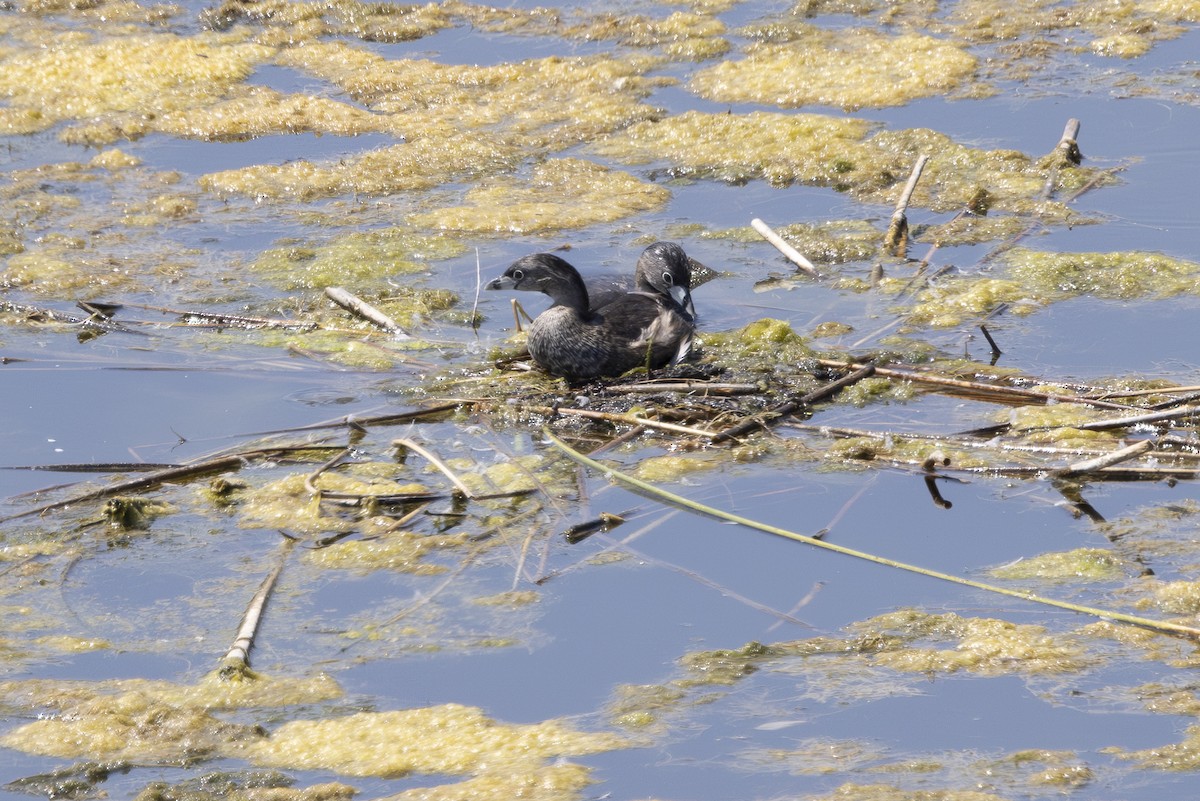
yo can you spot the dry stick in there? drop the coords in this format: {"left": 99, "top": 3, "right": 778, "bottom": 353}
{"left": 750, "top": 218, "right": 821, "bottom": 278}
{"left": 884, "top": 155, "right": 929, "bottom": 257}
{"left": 324, "top": 286, "right": 410, "bottom": 338}
{"left": 816, "top": 359, "right": 1135, "bottom": 411}
{"left": 545, "top": 430, "right": 1200, "bottom": 641}
{"left": 220, "top": 534, "right": 297, "bottom": 675}
{"left": 1053, "top": 439, "right": 1155, "bottom": 479}
{"left": 1073, "top": 406, "right": 1200, "bottom": 432}
{"left": 124, "top": 302, "right": 318, "bottom": 331}
{"left": 712, "top": 362, "right": 876, "bottom": 444}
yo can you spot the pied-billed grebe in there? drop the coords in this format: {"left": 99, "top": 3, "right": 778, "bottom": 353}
{"left": 589, "top": 241, "right": 697, "bottom": 320}
{"left": 487, "top": 252, "right": 695, "bottom": 381}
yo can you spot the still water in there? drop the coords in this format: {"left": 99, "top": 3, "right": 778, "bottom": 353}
{"left": 4, "top": 2, "right": 1200, "bottom": 799}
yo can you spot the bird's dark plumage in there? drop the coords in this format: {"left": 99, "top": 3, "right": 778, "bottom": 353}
{"left": 486, "top": 251, "right": 695, "bottom": 381}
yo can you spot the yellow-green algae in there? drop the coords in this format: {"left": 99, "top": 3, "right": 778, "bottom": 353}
{"left": 855, "top": 611, "right": 1092, "bottom": 675}
{"left": 595, "top": 112, "right": 1105, "bottom": 218}
{"left": 0, "top": 31, "right": 274, "bottom": 135}
{"left": 995, "top": 404, "right": 1117, "bottom": 449}
{"left": 273, "top": 41, "right": 665, "bottom": 150}
{"left": 1148, "top": 580, "right": 1200, "bottom": 615}
{"left": 238, "top": 472, "right": 433, "bottom": 535}
{"left": 408, "top": 158, "right": 670, "bottom": 235}
{"left": 249, "top": 229, "right": 466, "bottom": 291}
{"left": 690, "top": 27, "right": 978, "bottom": 110}
{"left": 1002, "top": 247, "right": 1200, "bottom": 300}
{"left": 0, "top": 673, "right": 343, "bottom": 765}
{"left": 1110, "top": 723, "right": 1200, "bottom": 770}
{"left": 824, "top": 435, "right": 986, "bottom": 470}
{"left": 989, "top": 548, "right": 1127, "bottom": 583}
{"left": 203, "top": 0, "right": 454, "bottom": 44}
{"left": 201, "top": 136, "right": 519, "bottom": 201}
{"left": 135, "top": 778, "right": 356, "bottom": 801}
{"left": 802, "top": 782, "right": 1008, "bottom": 801}
{"left": 607, "top": 683, "right": 688, "bottom": 730}
{"left": 241, "top": 703, "right": 626, "bottom": 777}
{"left": 711, "top": 219, "right": 880, "bottom": 265}
{"left": 592, "top": 110, "right": 876, "bottom": 188}
{"left": 677, "top": 611, "right": 1094, "bottom": 689}
{"left": 381, "top": 762, "right": 595, "bottom": 801}
{"left": 561, "top": 10, "right": 729, "bottom": 61}
{"left": 975, "top": 749, "right": 1092, "bottom": 789}
{"left": 704, "top": 318, "right": 814, "bottom": 364}
{"left": 902, "top": 242, "right": 1200, "bottom": 326}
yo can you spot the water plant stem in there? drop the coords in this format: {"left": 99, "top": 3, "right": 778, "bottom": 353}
{"left": 545, "top": 429, "right": 1200, "bottom": 641}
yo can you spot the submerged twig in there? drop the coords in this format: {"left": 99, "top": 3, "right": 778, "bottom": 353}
{"left": 220, "top": 534, "right": 297, "bottom": 676}
{"left": 325, "top": 286, "right": 410, "bottom": 338}
{"left": 750, "top": 218, "right": 821, "bottom": 278}
{"left": 545, "top": 430, "right": 1200, "bottom": 641}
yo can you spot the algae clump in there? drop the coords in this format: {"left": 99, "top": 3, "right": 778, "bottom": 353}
{"left": 242, "top": 704, "right": 626, "bottom": 776}
{"left": 989, "top": 548, "right": 1127, "bottom": 582}
{"left": 250, "top": 229, "right": 465, "bottom": 290}
{"left": 690, "top": 28, "right": 978, "bottom": 110}
{"left": 0, "top": 32, "right": 274, "bottom": 136}
{"left": 409, "top": 158, "right": 670, "bottom": 234}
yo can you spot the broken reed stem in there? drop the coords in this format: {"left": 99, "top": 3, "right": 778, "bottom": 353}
{"left": 884, "top": 154, "right": 929, "bottom": 257}
{"left": 816, "top": 359, "right": 1135, "bottom": 411}
{"left": 545, "top": 430, "right": 1200, "bottom": 641}
{"left": 393, "top": 437, "right": 477, "bottom": 499}
{"left": 1056, "top": 118, "right": 1083, "bottom": 166}
{"left": 220, "top": 534, "right": 297, "bottom": 675}
{"left": 324, "top": 286, "right": 410, "bottom": 338}
{"left": 125, "top": 302, "right": 318, "bottom": 331}
{"left": 750, "top": 218, "right": 821, "bottom": 278}
{"left": 1053, "top": 439, "right": 1154, "bottom": 479}
{"left": 712, "top": 362, "right": 876, "bottom": 444}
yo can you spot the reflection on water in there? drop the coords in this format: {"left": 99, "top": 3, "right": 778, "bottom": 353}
{"left": 4, "top": 2, "right": 1200, "bottom": 800}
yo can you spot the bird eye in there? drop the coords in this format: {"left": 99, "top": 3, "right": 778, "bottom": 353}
{"left": 512, "top": 269, "right": 524, "bottom": 281}
{"left": 661, "top": 271, "right": 674, "bottom": 286}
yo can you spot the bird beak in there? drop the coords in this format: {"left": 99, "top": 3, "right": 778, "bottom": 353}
{"left": 670, "top": 284, "right": 695, "bottom": 317}
{"left": 486, "top": 275, "right": 516, "bottom": 291}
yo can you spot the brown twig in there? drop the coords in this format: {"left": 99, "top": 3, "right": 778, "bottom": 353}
{"left": 712, "top": 362, "right": 876, "bottom": 444}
